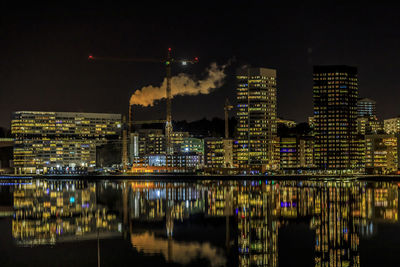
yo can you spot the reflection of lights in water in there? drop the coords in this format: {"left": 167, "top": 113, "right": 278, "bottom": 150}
{"left": 130, "top": 232, "right": 226, "bottom": 267}
{"left": 0, "top": 182, "right": 32, "bottom": 186}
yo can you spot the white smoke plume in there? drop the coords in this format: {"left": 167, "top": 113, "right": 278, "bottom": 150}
{"left": 129, "top": 62, "right": 228, "bottom": 106}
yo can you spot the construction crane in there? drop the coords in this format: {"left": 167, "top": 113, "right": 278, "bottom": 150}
{"left": 89, "top": 48, "right": 198, "bottom": 156}
{"left": 224, "top": 98, "right": 233, "bottom": 139}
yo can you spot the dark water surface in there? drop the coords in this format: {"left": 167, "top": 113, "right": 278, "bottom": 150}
{"left": 0, "top": 178, "right": 399, "bottom": 266}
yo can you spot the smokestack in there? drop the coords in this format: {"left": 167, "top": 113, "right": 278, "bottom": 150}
{"left": 129, "top": 62, "right": 228, "bottom": 107}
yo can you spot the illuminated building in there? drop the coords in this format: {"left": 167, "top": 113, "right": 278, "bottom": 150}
{"left": 356, "top": 98, "right": 382, "bottom": 135}
{"left": 279, "top": 136, "right": 315, "bottom": 172}
{"left": 222, "top": 138, "right": 234, "bottom": 168}
{"left": 313, "top": 66, "right": 360, "bottom": 172}
{"left": 130, "top": 129, "right": 165, "bottom": 161}
{"left": 181, "top": 137, "right": 204, "bottom": 154}
{"left": 299, "top": 136, "right": 315, "bottom": 168}
{"left": 384, "top": 117, "right": 400, "bottom": 134}
{"left": 365, "top": 134, "right": 398, "bottom": 174}
{"left": 204, "top": 138, "right": 224, "bottom": 168}
{"left": 170, "top": 131, "right": 189, "bottom": 152}
{"left": 279, "top": 137, "right": 298, "bottom": 169}
{"left": 146, "top": 153, "right": 203, "bottom": 170}
{"left": 357, "top": 116, "right": 383, "bottom": 135}
{"left": 203, "top": 138, "right": 237, "bottom": 174}
{"left": 236, "top": 67, "right": 278, "bottom": 172}
{"left": 11, "top": 111, "right": 121, "bottom": 174}
{"left": 357, "top": 98, "right": 376, "bottom": 118}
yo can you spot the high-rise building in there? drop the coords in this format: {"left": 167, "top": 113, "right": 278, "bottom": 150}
{"left": 11, "top": 111, "right": 121, "bottom": 174}
{"left": 236, "top": 67, "right": 278, "bottom": 172}
{"left": 313, "top": 66, "right": 360, "bottom": 172}
{"left": 357, "top": 98, "right": 376, "bottom": 118}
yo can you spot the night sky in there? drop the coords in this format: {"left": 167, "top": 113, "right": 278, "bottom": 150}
{"left": 1, "top": 2, "right": 400, "bottom": 129}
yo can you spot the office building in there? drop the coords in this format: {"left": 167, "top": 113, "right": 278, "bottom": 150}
{"left": 279, "top": 137, "right": 298, "bottom": 169}
{"left": 313, "top": 66, "right": 360, "bottom": 172}
{"left": 181, "top": 137, "right": 204, "bottom": 154}
{"left": 357, "top": 116, "right": 383, "bottom": 135}
{"left": 299, "top": 137, "right": 315, "bottom": 168}
{"left": 279, "top": 136, "right": 315, "bottom": 171}
{"left": 11, "top": 111, "right": 121, "bottom": 174}
{"left": 130, "top": 129, "right": 165, "bottom": 161}
{"left": 204, "top": 138, "right": 224, "bottom": 168}
{"left": 384, "top": 117, "right": 400, "bottom": 134}
{"left": 365, "top": 134, "right": 398, "bottom": 174}
{"left": 170, "top": 131, "right": 189, "bottom": 152}
{"left": 236, "top": 67, "right": 278, "bottom": 172}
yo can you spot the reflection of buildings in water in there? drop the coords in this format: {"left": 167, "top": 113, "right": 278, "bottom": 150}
{"left": 128, "top": 182, "right": 206, "bottom": 224}
{"left": 12, "top": 180, "right": 121, "bottom": 246}
{"left": 237, "top": 182, "right": 278, "bottom": 267}
{"left": 373, "top": 183, "right": 398, "bottom": 223}
{"left": 121, "top": 180, "right": 399, "bottom": 267}
{"left": 210, "top": 180, "right": 398, "bottom": 267}
{"left": 126, "top": 181, "right": 229, "bottom": 265}
{"left": 130, "top": 231, "right": 226, "bottom": 267}
{"left": 311, "top": 183, "right": 362, "bottom": 267}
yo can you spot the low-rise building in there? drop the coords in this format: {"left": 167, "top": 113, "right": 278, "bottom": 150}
{"left": 365, "top": 134, "right": 398, "bottom": 174}
{"left": 11, "top": 111, "right": 122, "bottom": 174}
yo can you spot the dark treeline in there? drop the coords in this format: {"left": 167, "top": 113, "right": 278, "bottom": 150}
{"left": 140, "top": 117, "right": 237, "bottom": 138}
{"left": 138, "top": 118, "right": 312, "bottom": 138}
{"left": 277, "top": 122, "right": 312, "bottom": 138}
{"left": 0, "top": 127, "right": 11, "bottom": 138}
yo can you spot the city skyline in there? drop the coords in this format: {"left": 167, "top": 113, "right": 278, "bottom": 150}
{"left": 2, "top": 3, "right": 400, "bottom": 128}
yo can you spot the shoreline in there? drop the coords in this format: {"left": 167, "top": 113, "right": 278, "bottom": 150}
{"left": 1, "top": 174, "right": 400, "bottom": 181}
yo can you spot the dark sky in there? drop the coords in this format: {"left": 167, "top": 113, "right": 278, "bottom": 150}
{"left": 1, "top": 2, "right": 400, "bottom": 128}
